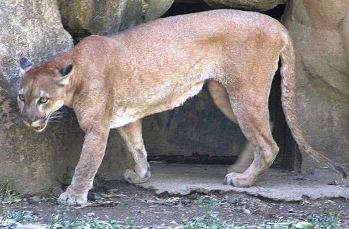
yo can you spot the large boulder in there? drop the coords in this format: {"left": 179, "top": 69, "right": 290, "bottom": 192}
{"left": 0, "top": 0, "right": 132, "bottom": 194}
{"left": 0, "top": 0, "right": 72, "bottom": 193}
{"left": 58, "top": 0, "right": 174, "bottom": 38}
{"left": 282, "top": 0, "right": 349, "bottom": 165}
{"left": 203, "top": 0, "right": 286, "bottom": 11}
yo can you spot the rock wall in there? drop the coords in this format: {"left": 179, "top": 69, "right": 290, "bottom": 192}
{"left": 282, "top": 0, "right": 349, "bottom": 164}
{"left": 58, "top": 0, "right": 174, "bottom": 38}
{"left": 203, "top": 0, "right": 286, "bottom": 11}
{"left": 0, "top": 0, "right": 76, "bottom": 194}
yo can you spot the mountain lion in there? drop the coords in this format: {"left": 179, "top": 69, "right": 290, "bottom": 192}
{"left": 17, "top": 10, "right": 345, "bottom": 205}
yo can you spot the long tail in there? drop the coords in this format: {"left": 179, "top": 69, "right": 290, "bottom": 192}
{"left": 279, "top": 32, "right": 347, "bottom": 178}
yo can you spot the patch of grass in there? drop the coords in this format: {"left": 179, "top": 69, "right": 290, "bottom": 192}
{"left": 181, "top": 213, "right": 234, "bottom": 229}
{"left": 259, "top": 220, "right": 294, "bottom": 229}
{"left": 0, "top": 183, "right": 22, "bottom": 204}
{"left": 1, "top": 211, "right": 128, "bottom": 229}
{"left": 50, "top": 216, "right": 123, "bottom": 229}
{"left": 181, "top": 212, "right": 341, "bottom": 229}
{"left": 180, "top": 212, "right": 246, "bottom": 229}
{"left": 4, "top": 211, "right": 38, "bottom": 223}
{"left": 194, "top": 195, "right": 225, "bottom": 208}
{"left": 0, "top": 202, "right": 341, "bottom": 229}
{"left": 49, "top": 214, "right": 138, "bottom": 229}
{"left": 259, "top": 213, "right": 340, "bottom": 229}
{"left": 306, "top": 213, "right": 340, "bottom": 229}
{"left": 0, "top": 210, "right": 39, "bottom": 228}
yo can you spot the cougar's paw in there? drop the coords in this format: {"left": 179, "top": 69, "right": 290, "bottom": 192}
{"left": 224, "top": 172, "right": 255, "bottom": 187}
{"left": 58, "top": 190, "right": 87, "bottom": 206}
{"left": 123, "top": 168, "right": 151, "bottom": 184}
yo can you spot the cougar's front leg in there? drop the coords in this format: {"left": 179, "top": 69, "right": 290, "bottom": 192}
{"left": 118, "top": 120, "right": 151, "bottom": 184}
{"left": 58, "top": 127, "right": 110, "bottom": 205}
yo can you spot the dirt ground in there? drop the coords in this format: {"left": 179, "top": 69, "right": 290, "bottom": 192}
{"left": 1, "top": 179, "right": 348, "bottom": 228}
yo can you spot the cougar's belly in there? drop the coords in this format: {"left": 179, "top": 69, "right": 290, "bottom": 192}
{"left": 110, "top": 81, "right": 205, "bottom": 129}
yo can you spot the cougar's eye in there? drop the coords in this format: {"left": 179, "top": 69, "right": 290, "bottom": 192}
{"left": 18, "top": 94, "right": 25, "bottom": 102}
{"left": 38, "top": 97, "right": 49, "bottom": 104}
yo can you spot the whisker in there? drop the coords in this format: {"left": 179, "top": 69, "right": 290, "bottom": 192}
{"left": 49, "top": 118, "right": 62, "bottom": 121}
{"left": 49, "top": 115, "right": 63, "bottom": 119}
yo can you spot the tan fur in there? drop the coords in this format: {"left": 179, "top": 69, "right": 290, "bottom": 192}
{"left": 18, "top": 9, "right": 345, "bottom": 206}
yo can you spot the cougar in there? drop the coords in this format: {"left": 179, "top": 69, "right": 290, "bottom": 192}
{"left": 17, "top": 9, "right": 345, "bottom": 205}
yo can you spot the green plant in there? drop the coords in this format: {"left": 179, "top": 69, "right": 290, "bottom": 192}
{"left": 194, "top": 195, "right": 225, "bottom": 208}
{"left": 181, "top": 212, "right": 250, "bottom": 229}
{"left": 182, "top": 213, "right": 230, "bottom": 229}
{"left": 306, "top": 213, "right": 340, "bottom": 229}
{"left": 259, "top": 220, "right": 294, "bottom": 229}
{"left": 0, "top": 183, "right": 22, "bottom": 204}
{"left": 0, "top": 210, "right": 39, "bottom": 228}
{"left": 49, "top": 214, "right": 124, "bottom": 229}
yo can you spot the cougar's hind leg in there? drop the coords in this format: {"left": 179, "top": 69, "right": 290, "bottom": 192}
{"left": 228, "top": 143, "right": 255, "bottom": 173}
{"left": 207, "top": 80, "right": 254, "bottom": 173}
{"left": 118, "top": 119, "right": 151, "bottom": 184}
{"left": 224, "top": 91, "right": 279, "bottom": 187}
{"left": 207, "top": 80, "right": 238, "bottom": 121}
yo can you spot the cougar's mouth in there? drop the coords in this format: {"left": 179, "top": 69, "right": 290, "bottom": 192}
{"left": 32, "top": 118, "right": 49, "bottom": 132}
{"left": 24, "top": 115, "right": 51, "bottom": 133}
{"left": 32, "top": 123, "right": 47, "bottom": 132}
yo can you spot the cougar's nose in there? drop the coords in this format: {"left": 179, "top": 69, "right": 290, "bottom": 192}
{"left": 21, "top": 112, "right": 39, "bottom": 127}
{"left": 22, "top": 116, "right": 35, "bottom": 126}
{"left": 22, "top": 118, "right": 43, "bottom": 128}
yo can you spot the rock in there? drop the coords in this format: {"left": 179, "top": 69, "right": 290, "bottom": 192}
{"left": 0, "top": 0, "right": 72, "bottom": 194}
{"left": 282, "top": 1, "right": 349, "bottom": 167}
{"left": 295, "top": 222, "right": 314, "bottom": 229}
{"left": 58, "top": 0, "right": 174, "bottom": 38}
{"left": 203, "top": 0, "right": 287, "bottom": 11}
{"left": 17, "top": 225, "right": 46, "bottom": 229}
{"left": 0, "top": 0, "right": 132, "bottom": 194}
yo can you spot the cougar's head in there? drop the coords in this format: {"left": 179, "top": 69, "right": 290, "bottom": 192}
{"left": 17, "top": 57, "right": 74, "bottom": 132}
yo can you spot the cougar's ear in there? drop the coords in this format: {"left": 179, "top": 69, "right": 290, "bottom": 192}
{"left": 19, "top": 57, "right": 33, "bottom": 75}
{"left": 58, "top": 64, "right": 74, "bottom": 85}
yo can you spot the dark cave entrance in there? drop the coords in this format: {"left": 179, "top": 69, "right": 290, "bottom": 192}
{"left": 143, "top": 1, "right": 300, "bottom": 171}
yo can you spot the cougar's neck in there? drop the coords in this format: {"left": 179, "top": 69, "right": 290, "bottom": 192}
{"left": 56, "top": 51, "right": 82, "bottom": 108}
{"left": 64, "top": 71, "right": 81, "bottom": 108}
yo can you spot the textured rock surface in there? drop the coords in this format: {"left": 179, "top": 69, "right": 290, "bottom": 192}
{"left": 58, "top": 0, "right": 174, "bottom": 38}
{"left": 282, "top": 0, "right": 349, "bottom": 164}
{"left": 0, "top": 0, "right": 73, "bottom": 194}
{"left": 203, "top": 0, "right": 286, "bottom": 11}
{"left": 0, "top": 0, "right": 131, "bottom": 194}
{"left": 139, "top": 163, "right": 349, "bottom": 201}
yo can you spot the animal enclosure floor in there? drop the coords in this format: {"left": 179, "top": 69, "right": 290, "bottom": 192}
{"left": 1, "top": 163, "right": 349, "bottom": 228}
{"left": 139, "top": 162, "right": 349, "bottom": 201}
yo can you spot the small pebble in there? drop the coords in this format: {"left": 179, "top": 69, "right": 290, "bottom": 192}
{"left": 295, "top": 221, "right": 315, "bottom": 229}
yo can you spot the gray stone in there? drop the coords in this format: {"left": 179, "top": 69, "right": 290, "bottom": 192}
{"left": 0, "top": 0, "right": 73, "bottom": 194}
{"left": 282, "top": 0, "right": 349, "bottom": 167}
{"left": 139, "top": 163, "right": 349, "bottom": 201}
{"left": 0, "top": 0, "right": 132, "bottom": 194}
{"left": 203, "top": 0, "right": 287, "bottom": 11}
{"left": 58, "top": 0, "right": 174, "bottom": 38}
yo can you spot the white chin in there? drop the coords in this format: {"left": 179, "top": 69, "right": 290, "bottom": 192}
{"left": 33, "top": 120, "right": 48, "bottom": 133}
